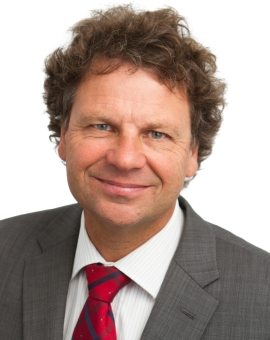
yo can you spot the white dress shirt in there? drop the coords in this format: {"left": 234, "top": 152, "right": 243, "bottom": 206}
{"left": 63, "top": 200, "right": 184, "bottom": 340}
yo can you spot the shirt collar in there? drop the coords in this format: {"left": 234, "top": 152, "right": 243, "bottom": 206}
{"left": 71, "top": 200, "right": 183, "bottom": 299}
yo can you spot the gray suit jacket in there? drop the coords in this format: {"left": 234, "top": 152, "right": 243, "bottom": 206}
{"left": 1, "top": 197, "right": 270, "bottom": 339}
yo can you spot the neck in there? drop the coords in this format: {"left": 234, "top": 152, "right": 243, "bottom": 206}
{"left": 84, "top": 208, "right": 174, "bottom": 262}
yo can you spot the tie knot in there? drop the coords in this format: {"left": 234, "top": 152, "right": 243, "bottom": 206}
{"left": 85, "top": 263, "right": 131, "bottom": 303}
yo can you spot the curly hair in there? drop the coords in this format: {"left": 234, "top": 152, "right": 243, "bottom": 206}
{"left": 44, "top": 5, "right": 226, "bottom": 182}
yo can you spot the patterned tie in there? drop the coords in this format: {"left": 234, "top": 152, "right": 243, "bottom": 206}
{"left": 72, "top": 263, "right": 131, "bottom": 340}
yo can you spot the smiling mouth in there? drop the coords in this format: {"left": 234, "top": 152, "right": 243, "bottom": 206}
{"left": 98, "top": 178, "right": 148, "bottom": 188}
{"left": 95, "top": 177, "right": 149, "bottom": 196}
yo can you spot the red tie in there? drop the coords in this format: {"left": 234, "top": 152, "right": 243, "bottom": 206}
{"left": 72, "top": 263, "right": 131, "bottom": 340}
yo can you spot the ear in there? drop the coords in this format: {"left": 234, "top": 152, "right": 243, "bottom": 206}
{"left": 185, "top": 145, "right": 199, "bottom": 178}
{"left": 58, "top": 128, "right": 67, "bottom": 161}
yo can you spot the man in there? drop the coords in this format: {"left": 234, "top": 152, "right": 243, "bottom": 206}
{"left": 0, "top": 5, "right": 270, "bottom": 340}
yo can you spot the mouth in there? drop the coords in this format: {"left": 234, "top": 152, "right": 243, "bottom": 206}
{"left": 95, "top": 178, "right": 150, "bottom": 196}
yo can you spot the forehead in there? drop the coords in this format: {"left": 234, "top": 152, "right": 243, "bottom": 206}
{"left": 77, "top": 63, "right": 187, "bottom": 101}
{"left": 71, "top": 64, "right": 190, "bottom": 126}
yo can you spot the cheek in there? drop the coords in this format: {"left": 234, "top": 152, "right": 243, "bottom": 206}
{"left": 66, "top": 139, "right": 109, "bottom": 171}
{"left": 147, "top": 151, "right": 186, "bottom": 185}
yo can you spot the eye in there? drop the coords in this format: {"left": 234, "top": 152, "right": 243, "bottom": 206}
{"left": 93, "top": 124, "right": 112, "bottom": 131}
{"left": 148, "top": 131, "right": 166, "bottom": 139}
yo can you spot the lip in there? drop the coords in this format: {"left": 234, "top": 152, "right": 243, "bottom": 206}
{"left": 95, "top": 178, "right": 150, "bottom": 196}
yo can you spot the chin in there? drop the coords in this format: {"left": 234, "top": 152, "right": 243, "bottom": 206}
{"left": 102, "top": 210, "right": 144, "bottom": 228}
{"left": 86, "top": 202, "right": 148, "bottom": 229}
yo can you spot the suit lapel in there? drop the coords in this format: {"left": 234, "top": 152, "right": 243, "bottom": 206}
{"left": 23, "top": 204, "right": 82, "bottom": 340}
{"left": 141, "top": 197, "right": 220, "bottom": 340}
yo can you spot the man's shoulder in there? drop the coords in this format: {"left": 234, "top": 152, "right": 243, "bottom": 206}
{"left": 179, "top": 196, "right": 270, "bottom": 270}
{"left": 210, "top": 222, "right": 270, "bottom": 262}
{"left": 0, "top": 204, "right": 81, "bottom": 235}
{"left": 180, "top": 196, "right": 270, "bottom": 261}
{"left": 0, "top": 204, "right": 82, "bottom": 258}
{"left": 205, "top": 222, "right": 270, "bottom": 291}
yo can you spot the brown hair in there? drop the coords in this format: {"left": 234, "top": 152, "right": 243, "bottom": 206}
{"left": 44, "top": 5, "right": 226, "bottom": 182}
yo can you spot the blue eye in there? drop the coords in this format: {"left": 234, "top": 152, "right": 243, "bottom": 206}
{"left": 149, "top": 131, "right": 166, "bottom": 139}
{"left": 94, "top": 124, "right": 111, "bottom": 130}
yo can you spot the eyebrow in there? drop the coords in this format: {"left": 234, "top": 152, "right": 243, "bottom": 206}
{"left": 77, "top": 112, "right": 109, "bottom": 124}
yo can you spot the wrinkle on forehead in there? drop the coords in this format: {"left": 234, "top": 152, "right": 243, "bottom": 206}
{"left": 82, "top": 58, "right": 188, "bottom": 100}
{"left": 75, "top": 67, "right": 189, "bottom": 115}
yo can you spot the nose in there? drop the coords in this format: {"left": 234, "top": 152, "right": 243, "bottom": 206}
{"left": 106, "top": 134, "right": 146, "bottom": 171}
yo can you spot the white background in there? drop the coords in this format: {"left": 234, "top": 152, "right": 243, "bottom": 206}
{"left": 0, "top": 0, "right": 269, "bottom": 252}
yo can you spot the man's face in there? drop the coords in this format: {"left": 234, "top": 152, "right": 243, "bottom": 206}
{"left": 58, "top": 65, "right": 198, "bottom": 232}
